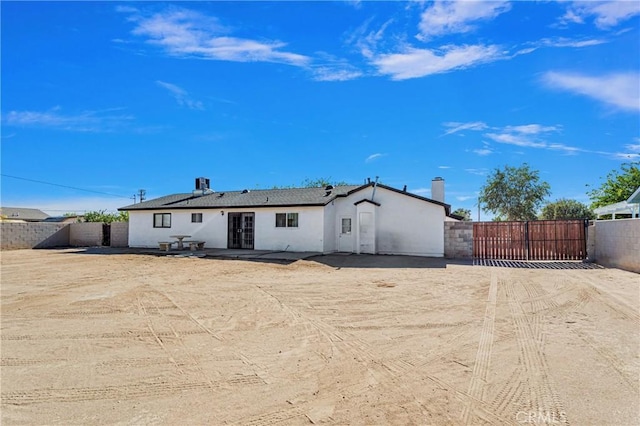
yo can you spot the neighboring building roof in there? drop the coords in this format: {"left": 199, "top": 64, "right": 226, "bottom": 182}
{"left": 627, "top": 186, "right": 640, "bottom": 204}
{"left": 593, "top": 186, "right": 640, "bottom": 218}
{"left": 0, "top": 207, "right": 49, "bottom": 221}
{"left": 119, "top": 183, "right": 451, "bottom": 214}
{"left": 43, "top": 215, "right": 83, "bottom": 223}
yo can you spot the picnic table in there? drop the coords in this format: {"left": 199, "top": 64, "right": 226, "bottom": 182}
{"left": 169, "top": 235, "right": 191, "bottom": 250}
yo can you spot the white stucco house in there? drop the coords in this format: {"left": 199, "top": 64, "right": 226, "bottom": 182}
{"left": 119, "top": 177, "right": 456, "bottom": 257}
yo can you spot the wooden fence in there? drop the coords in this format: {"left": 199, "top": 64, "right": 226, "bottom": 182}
{"left": 473, "top": 220, "right": 588, "bottom": 261}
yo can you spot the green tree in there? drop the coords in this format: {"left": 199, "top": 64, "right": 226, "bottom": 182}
{"left": 451, "top": 208, "right": 472, "bottom": 221}
{"left": 300, "top": 177, "right": 350, "bottom": 187}
{"left": 269, "top": 177, "right": 351, "bottom": 189}
{"left": 540, "top": 199, "right": 595, "bottom": 220}
{"left": 587, "top": 162, "right": 640, "bottom": 208}
{"left": 479, "top": 163, "right": 551, "bottom": 221}
{"left": 84, "top": 210, "right": 129, "bottom": 224}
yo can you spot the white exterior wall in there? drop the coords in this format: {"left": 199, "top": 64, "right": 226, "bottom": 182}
{"left": 333, "top": 186, "right": 446, "bottom": 257}
{"left": 128, "top": 210, "right": 222, "bottom": 248}
{"left": 322, "top": 202, "right": 337, "bottom": 253}
{"left": 253, "top": 206, "right": 325, "bottom": 252}
{"left": 128, "top": 207, "right": 325, "bottom": 252}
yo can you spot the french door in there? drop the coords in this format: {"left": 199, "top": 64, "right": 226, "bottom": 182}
{"left": 227, "top": 213, "right": 255, "bottom": 249}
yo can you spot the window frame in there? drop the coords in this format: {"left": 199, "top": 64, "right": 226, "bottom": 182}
{"left": 275, "top": 212, "right": 299, "bottom": 228}
{"left": 153, "top": 213, "right": 171, "bottom": 228}
{"left": 341, "top": 217, "right": 352, "bottom": 234}
{"left": 191, "top": 213, "right": 203, "bottom": 223}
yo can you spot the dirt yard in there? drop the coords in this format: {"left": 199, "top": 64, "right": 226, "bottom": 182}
{"left": 1, "top": 249, "right": 638, "bottom": 425}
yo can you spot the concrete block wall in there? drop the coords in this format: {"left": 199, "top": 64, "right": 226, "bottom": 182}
{"left": 1, "top": 222, "right": 69, "bottom": 250}
{"left": 593, "top": 219, "right": 639, "bottom": 273}
{"left": 69, "top": 223, "right": 103, "bottom": 247}
{"left": 444, "top": 221, "right": 473, "bottom": 258}
{"left": 110, "top": 222, "right": 129, "bottom": 247}
{"left": 586, "top": 224, "right": 596, "bottom": 261}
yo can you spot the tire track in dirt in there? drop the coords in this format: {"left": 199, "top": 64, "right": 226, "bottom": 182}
{"left": 1, "top": 375, "right": 265, "bottom": 405}
{"left": 46, "top": 309, "right": 125, "bottom": 318}
{"left": 254, "top": 284, "right": 517, "bottom": 425}
{"left": 0, "top": 329, "right": 209, "bottom": 341}
{"left": 489, "top": 368, "right": 527, "bottom": 416}
{"left": 569, "top": 273, "right": 640, "bottom": 324}
{"left": 238, "top": 407, "right": 306, "bottom": 426}
{"left": 136, "top": 295, "right": 186, "bottom": 375}
{"left": 505, "top": 282, "right": 568, "bottom": 425}
{"left": 335, "top": 321, "right": 471, "bottom": 331}
{"left": 461, "top": 271, "right": 498, "bottom": 425}
{"left": 572, "top": 329, "right": 637, "bottom": 390}
{"left": 1, "top": 358, "right": 66, "bottom": 367}
{"left": 147, "top": 289, "right": 224, "bottom": 342}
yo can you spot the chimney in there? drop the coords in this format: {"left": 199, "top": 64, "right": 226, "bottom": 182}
{"left": 431, "top": 177, "right": 445, "bottom": 203}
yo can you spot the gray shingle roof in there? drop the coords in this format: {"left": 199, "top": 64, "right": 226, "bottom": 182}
{"left": 118, "top": 183, "right": 451, "bottom": 214}
{"left": 0, "top": 207, "right": 49, "bottom": 221}
{"left": 119, "top": 185, "right": 363, "bottom": 211}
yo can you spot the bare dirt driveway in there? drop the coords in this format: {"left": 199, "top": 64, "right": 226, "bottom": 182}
{"left": 1, "top": 249, "right": 638, "bottom": 425}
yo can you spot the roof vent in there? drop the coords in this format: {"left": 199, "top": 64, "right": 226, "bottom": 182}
{"left": 325, "top": 185, "right": 334, "bottom": 190}
{"left": 241, "top": 189, "right": 249, "bottom": 194}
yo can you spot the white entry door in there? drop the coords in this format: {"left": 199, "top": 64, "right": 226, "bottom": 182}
{"left": 338, "top": 217, "right": 353, "bottom": 252}
{"left": 358, "top": 212, "right": 375, "bottom": 254}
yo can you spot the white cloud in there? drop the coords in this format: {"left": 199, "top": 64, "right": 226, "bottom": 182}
{"left": 124, "top": 8, "right": 310, "bottom": 67}
{"left": 444, "top": 121, "right": 639, "bottom": 160}
{"left": 2, "top": 107, "right": 134, "bottom": 132}
{"left": 625, "top": 143, "right": 640, "bottom": 152}
{"left": 156, "top": 80, "right": 204, "bottom": 110}
{"left": 442, "top": 121, "right": 488, "bottom": 135}
{"left": 418, "top": 1, "right": 511, "bottom": 39}
{"left": 610, "top": 152, "right": 640, "bottom": 160}
{"left": 548, "top": 143, "right": 582, "bottom": 155}
{"left": 504, "top": 124, "right": 561, "bottom": 134}
{"left": 411, "top": 187, "right": 430, "bottom": 195}
{"left": 465, "top": 168, "right": 489, "bottom": 176}
{"left": 485, "top": 132, "right": 548, "bottom": 148}
{"left": 365, "top": 153, "right": 386, "bottom": 163}
{"left": 542, "top": 71, "right": 640, "bottom": 111}
{"left": 373, "top": 44, "right": 504, "bottom": 80}
{"left": 311, "top": 56, "right": 364, "bottom": 81}
{"left": 473, "top": 148, "right": 493, "bottom": 156}
{"left": 560, "top": 1, "right": 640, "bottom": 29}
{"left": 456, "top": 195, "right": 476, "bottom": 202}
{"left": 540, "top": 37, "right": 607, "bottom": 48}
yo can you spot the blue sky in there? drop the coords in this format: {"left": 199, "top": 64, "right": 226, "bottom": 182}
{"left": 2, "top": 1, "right": 639, "bottom": 219}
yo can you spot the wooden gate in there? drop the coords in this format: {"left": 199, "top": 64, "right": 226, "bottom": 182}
{"left": 473, "top": 220, "right": 588, "bottom": 260}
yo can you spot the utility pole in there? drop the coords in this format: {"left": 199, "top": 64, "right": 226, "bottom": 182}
{"left": 132, "top": 194, "right": 137, "bottom": 204}
{"left": 138, "top": 189, "right": 146, "bottom": 203}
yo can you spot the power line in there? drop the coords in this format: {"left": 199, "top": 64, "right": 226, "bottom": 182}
{"left": 1, "top": 174, "right": 132, "bottom": 199}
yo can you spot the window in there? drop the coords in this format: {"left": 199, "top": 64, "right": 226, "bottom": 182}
{"left": 153, "top": 213, "right": 171, "bottom": 228}
{"left": 287, "top": 213, "right": 298, "bottom": 227}
{"left": 275, "top": 212, "right": 298, "bottom": 228}
{"left": 341, "top": 218, "right": 352, "bottom": 234}
{"left": 191, "top": 213, "right": 203, "bottom": 223}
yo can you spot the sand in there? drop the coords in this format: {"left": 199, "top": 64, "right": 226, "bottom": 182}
{"left": 1, "top": 249, "right": 638, "bottom": 425}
